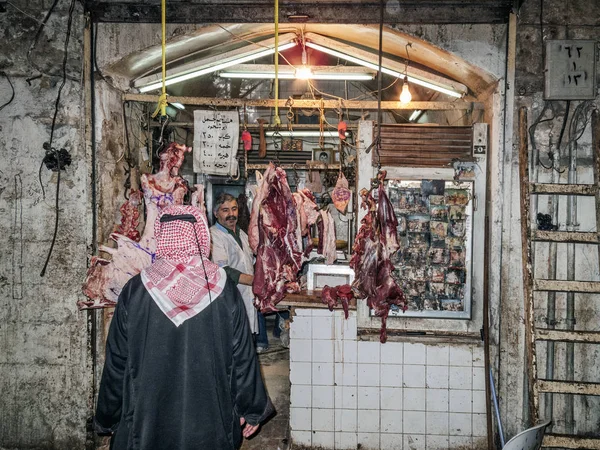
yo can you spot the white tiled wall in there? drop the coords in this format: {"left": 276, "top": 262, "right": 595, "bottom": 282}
{"left": 290, "top": 308, "right": 488, "bottom": 449}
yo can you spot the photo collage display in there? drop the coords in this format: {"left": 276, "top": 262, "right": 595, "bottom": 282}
{"left": 386, "top": 179, "right": 472, "bottom": 314}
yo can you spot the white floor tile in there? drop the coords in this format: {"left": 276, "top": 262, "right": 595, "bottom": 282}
{"left": 449, "top": 412, "right": 472, "bottom": 436}
{"left": 449, "top": 435, "right": 473, "bottom": 448}
{"left": 426, "top": 434, "right": 449, "bottom": 449}
{"left": 404, "top": 343, "right": 427, "bottom": 365}
{"left": 312, "top": 408, "right": 335, "bottom": 431}
{"left": 358, "top": 432, "right": 381, "bottom": 449}
{"left": 472, "top": 367, "right": 486, "bottom": 391}
{"left": 335, "top": 362, "right": 358, "bottom": 386}
{"left": 380, "top": 433, "right": 404, "bottom": 450}
{"left": 404, "top": 434, "right": 426, "bottom": 450}
{"left": 426, "top": 388, "right": 449, "bottom": 412}
{"left": 404, "top": 365, "right": 426, "bottom": 388}
{"left": 312, "top": 339, "right": 334, "bottom": 363}
{"left": 358, "top": 386, "right": 380, "bottom": 409}
{"left": 291, "top": 430, "right": 312, "bottom": 447}
{"left": 335, "top": 385, "right": 358, "bottom": 409}
{"left": 449, "top": 345, "right": 473, "bottom": 367}
{"left": 381, "top": 364, "right": 403, "bottom": 387}
{"left": 381, "top": 386, "right": 403, "bottom": 410}
{"left": 472, "top": 389, "right": 487, "bottom": 413}
{"left": 290, "top": 339, "right": 312, "bottom": 362}
{"left": 335, "top": 431, "right": 358, "bottom": 449}
{"left": 426, "top": 411, "right": 449, "bottom": 435}
{"left": 358, "top": 340, "right": 381, "bottom": 364}
{"left": 358, "top": 409, "right": 381, "bottom": 432}
{"left": 426, "top": 345, "right": 450, "bottom": 366}
{"left": 290, "top": 384, "right": 311, "bottom": 408}
{"left": 336, "top": 340, "right": 358, "bottom": 363}
{"left": 381, "top": 341, "right": 404, "bottom": 365}
{"left": 290, "top": 407, "right": 311, "bottom": 431}
{"left": 381, "top": 409, "right": 403, "bottom": 433}
{"left": 312, "top": 385, "right": 334, "bottom": 409}
{"left": 312, "top": 316, "right": 334, "bottom": 339}
{"left": 403, "top": 410, "right": 426, "bottom": 434}
{"left": 472, "top": 413, "right": 487, "bottom": 436}
{"left": 359, "top": 363, "right": 381, "bottom": 386}
{"left": 426, "top": 365, "right": 449, "bottom": 389}
{"left": 290, "top": 361, "right": 311, "bottom": 385}
{"left": 404, "top": 387, "right": 426, "bottom": 411}
{"left": 290, "top": 316, "right": 311, "bottom": 339}
{"left": 449, "top": 389, "right": 472, "bottom": 413}
{"left": 335, "top": 408, "right": 358, "bottom": 432}
{"left": 472, "top": 346, "right": 485, "bottom": 367}
{"left": 449, "top": 366, "right": 472, "bottom": 390}
{"left": 312, "top": 430, "right": 335, "bottom": 448}
{"left": 312, "top": 362, "right": 335, "bottom": 386}
{"left": 335, "top": 314, "right": 358, "bottom": 340}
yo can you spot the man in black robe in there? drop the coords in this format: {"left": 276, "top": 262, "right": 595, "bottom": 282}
{"left": 94, "top": 204, "right": 274, "bottom": 450}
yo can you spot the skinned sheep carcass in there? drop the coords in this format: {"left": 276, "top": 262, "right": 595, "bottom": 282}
{"left": 79, "top": 142, "right": 192, "bottom": 309}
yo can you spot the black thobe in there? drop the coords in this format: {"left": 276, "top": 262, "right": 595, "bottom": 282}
{"left": 94, "top": 275, "right": 273, "bottom": 450}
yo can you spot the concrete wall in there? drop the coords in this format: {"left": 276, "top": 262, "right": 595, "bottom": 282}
{"left": 499, "top": 0, "right": 600, "bottom": 438}
{"left": 0, "top": 1, "right": 92, "bottom": 449}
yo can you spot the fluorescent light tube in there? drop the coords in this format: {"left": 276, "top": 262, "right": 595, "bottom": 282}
{"left": 219, "top": 64, "right": 375, "bottom": 81}
{"left": 138, "top": 42, "right": 297, "bottom": 93}
{"left": 305, "top": 41, "right": 464, "bottom": 98}
{"left": 219, "top": 71, "right": 374, "bottom": 81}
{"left": 409, "top": 110, "right": 422, "bottom": 121}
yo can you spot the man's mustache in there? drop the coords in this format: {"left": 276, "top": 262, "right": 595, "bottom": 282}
{"left": 226, "top": 215, "right": 237, "bottom": 221}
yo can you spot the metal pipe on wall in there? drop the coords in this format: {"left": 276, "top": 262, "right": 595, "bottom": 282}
{"left": 544, "top": 137, "right": 560, "bottom": 430}
{"left": 565, "top": 132, "right": 579, "bottom": 434}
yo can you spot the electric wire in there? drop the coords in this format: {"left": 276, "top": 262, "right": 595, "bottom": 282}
{"left": 40, "top": 0, "right": 77, "bottom": 277}
{"left": 0, "top": 71, "right": 15, "bottom": 111}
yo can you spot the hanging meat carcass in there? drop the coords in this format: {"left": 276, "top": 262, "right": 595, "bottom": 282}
{"left": 80, "top": 142, "right": 192, "bottom": 309}
{"left": 320, "top": 284, "right": 353, "bottom": 319}
{"left": 349, "top": 171, "right": 407, "bottom": 342}
{"left": 317, "top": 209, "right": 337, "bottom": 264}
{"left": 252, "top": 163, "right": 303, "bottom": 312}
{"left": 331, "top": 171, "right": 352, "bottom": 214}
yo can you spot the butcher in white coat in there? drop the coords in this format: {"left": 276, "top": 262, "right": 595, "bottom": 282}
{"left": 210, "top": 193, "right": 258, "bottom": 334}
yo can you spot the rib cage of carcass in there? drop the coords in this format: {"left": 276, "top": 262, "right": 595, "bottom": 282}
{"left": 79, "top": 143, "right": 200, "bottom": 309}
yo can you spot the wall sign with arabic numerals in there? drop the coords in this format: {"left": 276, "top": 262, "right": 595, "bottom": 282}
{"left": 544, "top": 40, "right": 597, "bottom": 100}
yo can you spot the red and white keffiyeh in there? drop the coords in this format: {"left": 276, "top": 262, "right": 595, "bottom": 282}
{"left": 141, "top": 205, "right": 226, "bottom": 326}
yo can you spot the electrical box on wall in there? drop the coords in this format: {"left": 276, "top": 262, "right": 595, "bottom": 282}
{"left": 544, "top": 40, "right": 597, "bottom": 100}
{"left": 472, "top": 123, "right": 488, "bottom": 156}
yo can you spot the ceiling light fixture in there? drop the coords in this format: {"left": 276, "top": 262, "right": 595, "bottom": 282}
{"left": 305, "top": 41, "right": 465, "bottom": 98}
{"left": 219, "top": 64, "right": 375, "bottom": 81}
{"left": 135, "top": 35, "right": 297, "bottom": 93}
{"left": 400, "top": 80, "right": 412, "bottom": 103}
{"left": 399, "top": 43, "right": 413, "bottom": 104}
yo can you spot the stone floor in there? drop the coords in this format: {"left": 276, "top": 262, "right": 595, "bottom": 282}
{"left": 241, "top": 316, "right": 291, "bottom": 450}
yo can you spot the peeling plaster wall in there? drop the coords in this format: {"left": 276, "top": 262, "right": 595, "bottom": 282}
{"left": 0, "top": 2, "right": 91, "bottom": 449}
{"left": 501, "top": 0, "right": 600, "bottom": 439}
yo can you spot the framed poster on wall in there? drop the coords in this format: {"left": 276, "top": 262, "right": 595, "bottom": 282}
{"left": 372, "top": 179, "right": 474, "bottom": 319}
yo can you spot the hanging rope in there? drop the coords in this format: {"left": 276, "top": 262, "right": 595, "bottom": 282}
{"left": 152, "top": 0, "right": 168, "bottom": 118}
{"left": 273, "top": 0, "right": 281, "bottom": 126}
{"left": 375, "top": 0, "right": 384, "bottom": 171}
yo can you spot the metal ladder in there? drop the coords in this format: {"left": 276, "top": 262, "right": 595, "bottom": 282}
{"left": 519, "top": 107, "right": 600, "bottom": 449}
